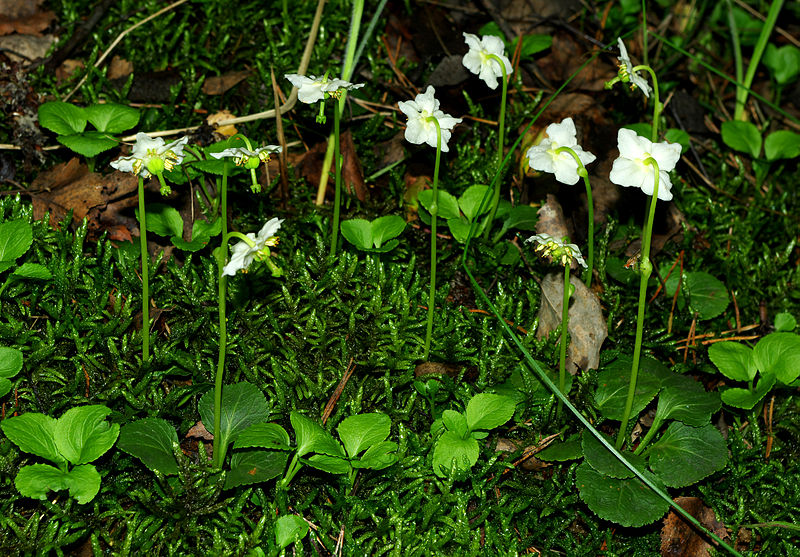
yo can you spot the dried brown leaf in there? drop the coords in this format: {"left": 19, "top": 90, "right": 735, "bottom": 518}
{"left": 661, "top": 497, "right": 729, "bottom": 557}
{"left": 202, "top": 70, "right": 250, "bottom": 95}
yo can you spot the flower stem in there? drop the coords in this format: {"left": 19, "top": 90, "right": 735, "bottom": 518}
{"left": 616, "top": 157, "right": 660, "bottom": 450}
{"left": 558, "top": 262, "right": 570, "bottom": 415}
{"left": 423, "top": 118, "right": 443, "bottom": 361}
{"left": 555, "top": 146, "right": 594, "bottom": 286}
{"left": 212, "top": 163, "right": 229, "bottom": 470}
{"left": 137, "top": 176, "right": 150, "bottom": 361}
{"left": 633, "top": 65, "right": 661, "bottom": 141}
{"left": 330, "top": 105, "right": 342, "bottom": 258}
{"left": 483, "top": 55, "right": 509, "bottom": 240}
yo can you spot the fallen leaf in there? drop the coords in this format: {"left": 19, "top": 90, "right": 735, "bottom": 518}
{"left": 536, "top": 272, "right": 607, "bottom": 372}
{"left": 186, "top": 421, "right": 214, "bottom": 441}
{"left": 535, "top": 194, "right": 572, "bottom": 259}
{"left": 0, "top": 34, "right": 54, "bottom": 62}
{"left": 202, "top": 70, "right": 250, "bottom": 95}
{"left": 537, "top": 33, "right": 612, "bottom": 91}
{"left": 296, "top": 129, "right": 367, "bottom": 201}
{"left": 661, "top": 497, "right": 730, "bottom": 556}
{"left": 207, "top": 109, "right": 237, "bottom": 137}
{"left": 107, "top": 55, "right": 132, "bottom": 80}
{"left": 0, "top": 0, "right": 55, "bottom": 36}
{"left": 55, "top": 59, "right": 83, "bottom": 83}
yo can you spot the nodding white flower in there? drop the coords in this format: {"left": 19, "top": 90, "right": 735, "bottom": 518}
{"left": 616, "top": 38, "right": 651, "bottom": 98}
{"left": 462, "top": 33, "right": 513, "bottom": 90}
{"left": 527, "top": 233, "right": 587, "bottom": 269}
{"left": 223, "top": 218, "right": 283, "bottom": 276}
{"left": 609, "top": 128, "right": 681, "bottom": 201}
{"left": 525, "top": 118, "right": 596, "bottom": 185}
{"left": 284, "top": 74, "right": 364, "bottom": 104}
{"left": 211, "top": 145, "right": 282, "bottom": 169}
{"left": 111, "top": 132, "right": 189, "bottom": 178}
{"left": 397, "top": 86, "right": 462, "bottom": 152}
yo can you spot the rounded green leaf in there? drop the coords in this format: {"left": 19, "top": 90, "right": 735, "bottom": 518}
{"left": 38, "top": 102, "right": 87, "bottom": 135}
{"left": 765, "top": 130, "right": 800, "bottom": 161}
{"left": 664, "top": 128, "right": 690, "bottom": 153}
{"left": 370, "top": 215, "right": 405, "bottom": 248}
{"left": 594, "top": 356, "right": 665, "bottom": 421}
{"left": 117, "top": 418, "right": 179, "bottom": 476}
{"left": 225, "top": 449, "right": 288, "bottom": 489}
{"left": 12, "top": 263, "right": 52, "bottom": 280}
{"left": 654, "top": 376, "right": 721, "bottom": 426}
{"left": 774, "top": 312, "right": 796, "bottom": 332}
{"left": 337, "top": 413, "right": 391, "bottom": 459}
{"left": 234, "top": 422, "right": 291, "bottom": 451}
{"left": 417, "top": 189, "right": 460, "bottom": 220}
{"left": 15, "top": 463, "right": 69, "bottom": 500}
{"left": 85, "top": 103, "right": 140, "bottom": 133}
{"left": 536, "top": 436, "right": 583, "bottom": 462}
{"left": 55, "top": 405, "right": 119, "bottom": 465}
{"left": 685, "top": 271, "right": 728, "bottom": 320}
{"left": 143, "top": 203, "right": 184, "bottom": 238}
{"left": 340, "top": 219, "right": 372, "bottom": 250}
{"left": 582, "top": 431, "right": 645, "bottom": 479}
{"left": 763, "top": 43, "right": 800, "bottom": 85}
{"left": 289, "top": 411, "right": 344, "bottom": 459}
{"left": 0, "top": 378, "right": 11, "bottom": 398}
{"left": 576, "top": 462, "right": 669, "bottom": 527}
{"left": 465, "top": 393, "right": 516, "bottom": 431}
{"left": 708, "top": 341, "right": 755, "bottom": 382}
{"left": 0, "top": 346, "right": 23, "bottom": 378}
{"left": 275, "top": 515, "right": 309, "bottom": 549}
{"left": 647, "top": 423, "right": 728, "bottom": 488}
{"left": 0, "top": 220, "right": 33, "bottom": 262}
{"left": 720, "top": 373, "right": 776, "bottom": 409}
{"left": 432, "top": 430, "right": 479, "bottom": 477}
{"left": 355, "top": 441, "right": 398, "bottom": 470}
{"left": 1, "top": 413, "right": 62, "bottom": 463}
{"left": 754, "top": 332, "right": 800, "bottom": 384}
{"left": 57, "top": 132, "right": 119, "bottom": 158}
{"left": 458, "top": 185, "right": 492, "bottom": 221}
{"left": 64, "top": 464, "right": 101, "bottom": 504}
{"left": 198, "top": 382, "right": 270, "bottom": 451}
{"left": 721, "top": 120, "right": 762, "bottom": 158}
{"left": 306, "top": 454, "right": 351, "bottom": 475}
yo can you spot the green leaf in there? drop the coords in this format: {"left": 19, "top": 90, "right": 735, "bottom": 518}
{"left": 0, "top": 378, "right": 10, "bottom": 398}
{"left": 144, "top": 203, "right": 184, "bottom": 238}
{"left": 340, "top": 219, "right": 372, "bottom": 250}
{"left": 198, "top": 382, "right": 270, "bottom": 453}
{"left": 465, "top": 393, "right": 516, "bottom": 431}
{"left": 354, "top": 441, "right": 398, "bottom": 470}
{"left": 721, "top": 120, "right": 762, "bottom": 158}
{"left": 12, "top": 263, "right": 51, "bottom": 280}
{"left": 498, "top": 205, "right": 538, "bottom": 237}
{"left": 417, "top": 189, "right": 460, "bottom": 220}
{"left": 431, "top": 430, "right": 479, "bottom": 477}
{"left": 370, "top": 215, "right": 405, "bottom": 248}
{"left": 576, "top": 462, "right": 669, "bottom": 527}
{"left": 64, "top": 464, "right": 101, "bottom": 504}
{"left": 441, "top": 409, "right": 469, "bottom": 439}
{"left": 774, "top": 312, "right": 796, "bottom": 332}
{"left": 708, "top": 341, "right": 755, "bottom": 382}
{"left": 0, "top": 346, "right": 23, "bottom": 378}
{"left": 15, "top": 463, "right": 69, "bottom": 500}
{"left": 721, "top": 373, "right": 776, "bottom": 409}
{"left": 764, "top": 130, "right": 800, "bottom": 161}
{"left": 57, "top": 132, "right": 118, "bottom": 158}
{"left": 515, "top": 34, "right": 552, "bottom": 58}
{"left": 536, "top": 436, "right": 583, "bottom": 461}
{"left": 664, "top": 128, "right": 690, "bottom": 154}
{"left": 647, "top": 423, "right": 728, "bottom": 488}
{"left": 225, "top": 449, "right": 288, "bottom": 489}
{"left": 290, "top": 411, "right": 344, "bottom": 458}
{"left": 54, "top": 405, "right": 119, "bottom": 466}
{"left": 653, "top": 375, "right": 721, "bottom": 426}
{"left": 337, "top": 413, "right": 391, "bottom": 459}
{"left": 448, "top": 216, "right": 484, "bottom": 244}
{"left": 763, "top": 43, "right": 800, "bottom": 85}
{"left": 582, "top": 431, "right": 645, "bottom": 479}
{"left": 1, "top": 413, "right": 62, "bottom": 463}
{"left": 171, "top": 218, "right": 221, "bottom": 252}
{"left": 594, "top": 356, "right": 665, "bottom": 421}
{"left": 38, "top": 102, "right": 87, "bottom": 135}
{"left": 85, "top": 103, "right": 140, "bottom": 133}
{"left": 306, "top": 454, "right": 351, "bottom": 475}
{"left": 117, "top": 418, "right": 179, "bottom": 476}
{"left": 458, "top": 185, "right": 492, "bottom": 221}
{"left": 234, "top": 423, "right": 292, "bottom": 451}
{"left": 754, "top": 332, "right": 800, "bottom": 384}
{"left": 275, "top": 515, "right": 309, "bottom": 549}
{"left": 685, "top": 271, "right": 728, "bottom": 320}
{"left": 0, "top": 220, "right": 32, "bottom": 262}
{"left": 625, "top": 123, "right": 652, "bottom": 139}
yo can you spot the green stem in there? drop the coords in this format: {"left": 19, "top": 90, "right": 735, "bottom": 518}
{"left": 423, "top": 118, "right": 443, "bottom": 361}
{"left": 735, "top": 0, "right": 784, "bottom": 121}
{"left": 633, "top": 413, "right": 664, "bottom": 456}
{"left": 724, "top": 0, "right": 744, "bottom": 118}
{"left": 137, "top": 176, "right": 150, "bottom": 361}
{"left": 483, "top": 54, "right": 509, "bottom": 240}
{"left": 330, "top": 105, "right": 341, "bottom": 258}
{"left": 632, "top": 65, "right": 661, "bottom": 141}
{"left": 641, "top": 0, "right": 648, "bottom": 67}
{"left": 212, "top": 164, "right": 230, "bottom": 470}
{"left": 616, "top": 157, "right": 660, "bottom": 450}
{"left": 555, "top": 146, "right": 594, "bottom": 285}
{"left": 558, "top": 263, "right": 570, "bottom": 414}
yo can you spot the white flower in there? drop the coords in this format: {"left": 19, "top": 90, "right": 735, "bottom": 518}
{"left": 397, "top": 86, "right": 462, "bottom": 152}
{"left": 211, "top": 145, "right": 282, "bottom": 167}
{"left": 525, "top": 118, "right": 596, "bottom": 185}
{"left": 284, "top": 74, "right": 364, "bottom": 104}
{"left": 616, "top": 38, "right": 651, "bottom": 98}
{"left": 111, "top": 132, "right": 189, "bottom": 178}
{"left": 527, "top": 233, "right": 587, "bottom": 268}
{"left": 462, "top": 33, "right": 513, "bottom": 90}
{"left": 609, "top": 128, "right": 681, "bottom": 201}
{"left": 222, "top": 218, "right": 283, "bottom": 276}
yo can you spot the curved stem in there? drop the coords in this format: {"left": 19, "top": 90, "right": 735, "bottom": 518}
{"left": 212, "top": 164, "right": 230, "bottom": 470}
{"left": 330, "top": 105, "right": 341, "bottom": 258}
{"left": 616, "top": 157, "right": 660, "bottom": 450}
{"left": 483, "top": 54, "right": 509, "bottom": 240}
{"left": 555, "top": 146, "right": 594, "bottom": 285}
{"left": 558, "top": 263, "right": 570, "bottom": 415}
{"left": 137, "top": 176, "right": 150, "bottom": 361}
{"left": 633, "top": 65, "right": 661, "bottom": 141}
{"left": 423, "top": 118, "right": 443, "bottom": 361}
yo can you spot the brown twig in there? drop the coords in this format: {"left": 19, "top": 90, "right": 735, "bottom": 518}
{"left": 322, "top": 358, "right": 356, "bottom": 425}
